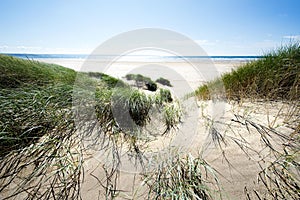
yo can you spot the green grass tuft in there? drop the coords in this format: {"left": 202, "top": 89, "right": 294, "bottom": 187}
{"left": 195, "top": 43, "right": 300, "bottom": 101}
{"left": 0, "top": 84, "right": 74, "bottom": 157}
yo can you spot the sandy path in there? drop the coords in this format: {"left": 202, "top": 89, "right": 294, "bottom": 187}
{"left": 78, "top": 99, "right": 294, "bottom": 199}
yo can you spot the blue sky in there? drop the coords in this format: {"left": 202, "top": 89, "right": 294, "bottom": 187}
{"left": 0, "top": 0, "right": 299, "bottom": 55}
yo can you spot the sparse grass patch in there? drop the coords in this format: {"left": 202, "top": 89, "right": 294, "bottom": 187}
{"left": 230, "top": 115, "right": 300, "bottom": 200}
{"left": 156, "top": 77, "right": 172, "bottom": 87}
{"left": 125, "top": 73, "right": 157, "bottom": 91}
{"left": 87, "top": 71, "right": 125, "bottom": 88}
{"left": 143, "top": 153, "right": 222, "bottom": 200}
{"left": 125, "top": 73, "right": 151, "bottom": 83}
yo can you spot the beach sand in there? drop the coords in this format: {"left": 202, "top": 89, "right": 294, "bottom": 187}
{"left": 28, "top": 59, "right": 294, "bottom": 199}
{"left": 37, "top": 58, "right": 245, "bottom": 92}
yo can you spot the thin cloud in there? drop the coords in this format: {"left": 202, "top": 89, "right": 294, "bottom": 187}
{"left": 0, "top": 45, "right": 42, "bottom": 53}
{"left": 0, "top": 45, "right": 9, "bottom": 51}
{"left": 195, "top": 40, "right": 217, "bottom": 46}
{"left": 16, "top": 46, "right": 42, "bottom": 50}
{"left": 166, "top": 39, "right": 216, "bottom": 46}
{"left": 0, "top": 46, "right": 92, "bottom": 54}
{"left": 283, "top": 35, "right": 300, "bottom": 40}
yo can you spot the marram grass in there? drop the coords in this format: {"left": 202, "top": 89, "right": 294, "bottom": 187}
{"left": 195, "top": 43, "right": 300, "bottom": 101}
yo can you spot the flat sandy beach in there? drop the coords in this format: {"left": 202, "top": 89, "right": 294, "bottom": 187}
{"left": 37, "top": 58, "right": 246, "bottom": 90}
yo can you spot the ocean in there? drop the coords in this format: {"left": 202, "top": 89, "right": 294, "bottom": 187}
{"left": 2, "top": 53, "right": 261, "bottom": 62}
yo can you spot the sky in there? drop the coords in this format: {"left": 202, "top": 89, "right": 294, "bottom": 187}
{"left": 0, "top": 0, "right": 299, "bottom": 55}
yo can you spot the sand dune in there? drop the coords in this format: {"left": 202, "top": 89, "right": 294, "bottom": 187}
{"left": 5, "top": 58, "right": 293, "bottom": 199}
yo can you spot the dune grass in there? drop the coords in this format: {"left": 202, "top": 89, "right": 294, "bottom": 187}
{"left": 195, "top": 43, "right": 300, "bottom": 101}
{"left": 0, "top": 54, "right": 79, "bottom": 156}
{"left": 0, "top": 84, "right": 74, "bottom": 156}
{"left": 143, "top": 153, "right": 221, "bottom": 200}
{"left": 0, "top": 55, "right": 183, "bottom": 199}
{"left": 0, "top": 55, "right": 83, "bottom": 199}
{"left": 0, "top": 54, "right": 76, "bottom": 88}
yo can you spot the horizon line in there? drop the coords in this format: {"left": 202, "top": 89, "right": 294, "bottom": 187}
{"left": 1, "top": 53, "right": 262, "bottom": 57}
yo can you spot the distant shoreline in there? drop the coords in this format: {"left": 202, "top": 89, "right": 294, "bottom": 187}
{"left": 0, "top": 53, "right": 262, "bottom": 61}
